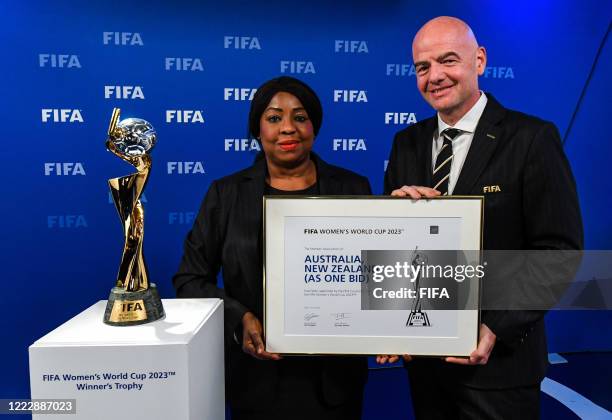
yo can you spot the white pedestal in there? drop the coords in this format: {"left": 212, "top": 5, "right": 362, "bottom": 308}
{"left": 29, "top": 299, "right": 224, "bottom": 420}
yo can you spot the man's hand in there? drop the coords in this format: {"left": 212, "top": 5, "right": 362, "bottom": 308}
{"left": 241, "top": 312, "right": 282, "bottom": 361}
{"left": 445, "top": 323, "right": 496, "bottom": 365}
{"left": 375, "top": 354, "right": 412, "bottom": 364}
{"left": 391, "top": 185, "right": 441, "bottom": 199}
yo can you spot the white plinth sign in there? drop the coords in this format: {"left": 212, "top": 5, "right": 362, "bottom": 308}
{"left": 29, "top": 299, "right": 224, "bottom": 420}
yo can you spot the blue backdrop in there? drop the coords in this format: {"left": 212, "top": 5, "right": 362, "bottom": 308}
{"left": 1, "top": 0, "right": 611, "bottom": 402}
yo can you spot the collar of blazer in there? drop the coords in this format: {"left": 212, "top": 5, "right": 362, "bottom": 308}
{"left": 234, "top": 152, "right": 344, "bottom": 299}
{"left": 453, "top": 93, "right": 506, "bottom": 195}
{"left": 239, "top": 151, "right": 341, "bottom": 195}
{"left": 421, "top": 93, "right": 508, "bottom": 195}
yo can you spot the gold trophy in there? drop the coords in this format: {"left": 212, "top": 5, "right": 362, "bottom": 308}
{"left": 103, "top": 108, "right": 165, "bottom": 326}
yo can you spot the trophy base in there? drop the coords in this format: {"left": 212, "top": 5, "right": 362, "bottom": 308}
{"left": 103, "top": 283, "right": 165, "bottom": 326}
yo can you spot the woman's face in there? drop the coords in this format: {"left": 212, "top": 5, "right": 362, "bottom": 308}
{"left": 259, "top": 91, "right": 314, "bottom": 168}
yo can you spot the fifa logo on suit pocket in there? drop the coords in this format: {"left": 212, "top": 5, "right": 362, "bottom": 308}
{"left": 483, "top": 185, "right": 502, "bottom": 193}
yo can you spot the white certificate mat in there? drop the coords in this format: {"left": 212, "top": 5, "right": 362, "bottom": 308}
{"left": 264, "top": 196, "right": 483, "bottom": 356}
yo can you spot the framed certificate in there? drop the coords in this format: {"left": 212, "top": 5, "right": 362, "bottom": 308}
{"left": 264, "top": 196, "right": 483, "bottom": 356}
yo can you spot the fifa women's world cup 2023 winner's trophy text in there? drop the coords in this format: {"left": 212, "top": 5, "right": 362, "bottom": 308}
{"left": 103, "top": 108, "right": 165, "bottom": 326}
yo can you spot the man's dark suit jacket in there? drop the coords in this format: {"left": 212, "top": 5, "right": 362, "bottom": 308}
{"left": 173, "top": 153, "right": 371, "bottom": 409}
{"left": 384, "top": 94, "right": 583, "bottom": 388}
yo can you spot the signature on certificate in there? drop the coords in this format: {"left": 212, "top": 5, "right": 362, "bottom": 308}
{"left": 304, "top": 313, "right": 319, "bottom": 321}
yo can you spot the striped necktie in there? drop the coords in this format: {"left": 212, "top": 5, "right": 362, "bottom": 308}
{"left": 432, "top": 128, "right": 461, "bottom": 195}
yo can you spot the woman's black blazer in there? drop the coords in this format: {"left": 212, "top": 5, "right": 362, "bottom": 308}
{"left": 173, "top": 153, "right": 372, "bottom": 409}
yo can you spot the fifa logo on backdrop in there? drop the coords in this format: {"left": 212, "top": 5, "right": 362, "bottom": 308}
{"left": 333, "top": 139, "right": 367, "bottom": 151}
{"left": 224, "top": 88, "right": 257, "bottom": 101}
{"left": 103, "top": 32, "right": 143, "bottom": 46}
{"left": 44, "top": 162, "right": 85, "bottom": 176}
{"left": 224, "top": 138, "right": 261, "bottom": 152}
{"left": 41, "top": 109, "right": 83, "bottom": 123}
{"left": 39, "top": 54, "right": 81, "bottom": 68}
{"left": 386, "top": 64, "right": 416, "bottom": 76}
{"left": 280, "top": 61, "right": 315, "bottom": 74}
{"left": 333, "top": 90, "right": 367, "bottom": 103}
{"left": 104, "top": 86, "right": 145, "bottom": 100}
{"left": 167, "top": 161, "right": 205, "bottom": 174}
{"left": 168, "top": 212, "right": 196, "bottom": 225}
{"left": 166, "top": 110, "right": 204, "bottom": 123}
{"left": 165, "top": 57, "right": 203, "bottom": 71}
{"left": 385, "top": 113, "right": 417, "bottom": 125}
{"left": 224, "top": 36, "right": 261, "bottom": 49}
{"left": 47, "top": 215, "right": 88, "bottom": 228}
{"left": 484, "top": 66, "right": 515, "bottom": 79}
{"left": 334, "top": 40, "right": 368, "bottom": 53}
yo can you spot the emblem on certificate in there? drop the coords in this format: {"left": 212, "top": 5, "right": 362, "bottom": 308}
{"left": 405, "top": 248, "right": 431, "bottom": 327}
{"left": 103, "top": 108, "right": 165, "bottom": 326}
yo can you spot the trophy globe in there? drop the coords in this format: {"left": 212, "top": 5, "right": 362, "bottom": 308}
{"left": 110, "top": 118, "right": 157, "bottom": 157}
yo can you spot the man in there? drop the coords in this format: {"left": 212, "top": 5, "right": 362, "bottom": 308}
{"left": 380, "top": 16, "right": 583, "bottom": 419}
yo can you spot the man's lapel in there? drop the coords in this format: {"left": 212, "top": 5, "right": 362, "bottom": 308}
{"left": 453, "top": 94, "right": 506, "bottom": 195}
{"left": 422, "top": 118, "right": 437, "bottom": 187}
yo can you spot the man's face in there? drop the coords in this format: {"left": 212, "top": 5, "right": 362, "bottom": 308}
{"left": 412, "top": 22, "right": 486, "bottom": 122}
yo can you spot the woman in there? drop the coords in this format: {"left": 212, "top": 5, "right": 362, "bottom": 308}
{"left": 173, "top": 76, "right": 370, "bottom": 419}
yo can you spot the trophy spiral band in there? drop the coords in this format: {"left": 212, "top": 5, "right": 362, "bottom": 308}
{"left": 103, "top": 108, "right": 165, "bottom": 326}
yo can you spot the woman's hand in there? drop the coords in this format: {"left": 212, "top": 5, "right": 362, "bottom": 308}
{"left": 241, "top": 312, "right": 282, "bottom": 361}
